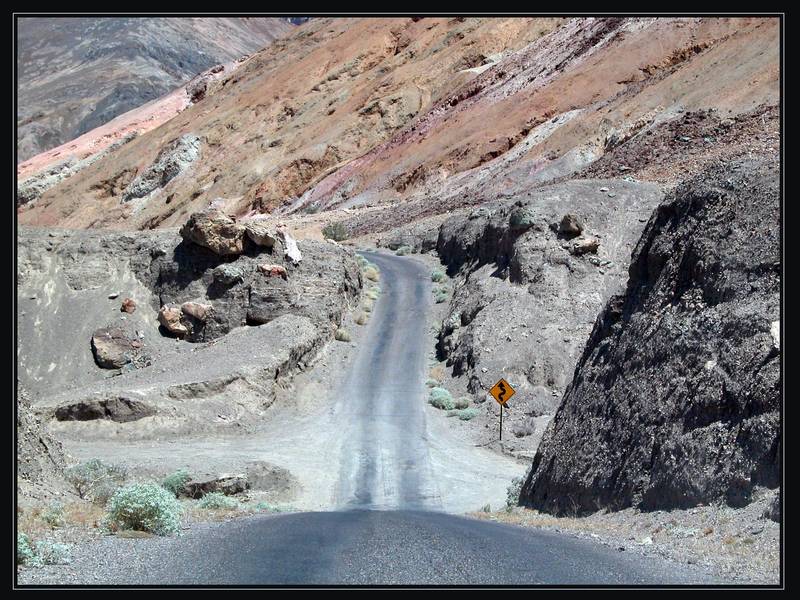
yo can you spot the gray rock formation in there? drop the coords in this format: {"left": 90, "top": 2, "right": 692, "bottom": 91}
{"left": 520, "top": 159, "right": 780, "bottom": 515}
{"left": 17, "top": 132, "right": 137, "bottom": 206}
{"left": 434, "top": 180, "right": 663, "bottom": 436}
{"left": 91, "top": 327, "right": 137, "bottom": 369}
{"left": 17, "top": 222, "right": 361, "bottom": 437}
{"left": 180, "top": 474, "right": 249, "bottom": 499}
{"left": 17, "top": 386, "right": 70, "bottom": 503}
{"left": 123, "top": 134, "right": 201, "bottom": 202}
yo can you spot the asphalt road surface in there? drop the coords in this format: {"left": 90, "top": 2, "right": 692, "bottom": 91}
{"left": 20, "top": 252, "right": 719, "bottom": 585}
{"left": 334, "top": 251, "right": 440, "bottom": 510}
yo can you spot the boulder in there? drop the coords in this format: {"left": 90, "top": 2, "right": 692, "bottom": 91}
{"left": 245, "top": 221, "right": 278, "bottom": 248}
{"left": 181, "top": 301, "right": 213, "bottom": 322}
{"left": 569, "top": 236, "right": 600, "bottom": 255}
{"left": 212, "top": 263, "right": 244, "bottom": 286}
{"left": 179, "top": 474, "right": 249, "bottom": 499}
{"left": 158, "top": 305, "right": 188, "bottom": 337}
{"left": 91, "top": 327, "right": 134, "bottom": 369}
{"left": 559, "top": 214, "right": 584, "bottom": 237}
{"left": 180, "top": 208, "right": 246, "bottom": 256}
{"left": 120, "top": 298, "right": 136, "bottom": 313}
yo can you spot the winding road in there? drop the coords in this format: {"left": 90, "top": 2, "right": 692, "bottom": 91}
{"left": 23, "top": 252, "right": 719, "bottom": 585}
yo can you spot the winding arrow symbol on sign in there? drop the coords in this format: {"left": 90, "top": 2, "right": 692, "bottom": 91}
{"left": 497, "top": 381, "right": 508, "bottom": 403}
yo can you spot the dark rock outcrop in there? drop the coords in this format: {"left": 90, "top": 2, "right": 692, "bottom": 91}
{"left": 54, "top": 396, "right": 156, "bottom": 423}
{"left": 520, "top": 159, "right": 780, "bottom": 515}
{"left": 91, "top": 327, "right": 136, "bottom": 369}
{"left": 180, "top": 474, "right": 249, "bottom": 499}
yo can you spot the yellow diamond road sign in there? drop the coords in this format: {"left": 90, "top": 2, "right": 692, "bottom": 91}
{"left": 490, "top": 378, "right": 515, "bottom": 405}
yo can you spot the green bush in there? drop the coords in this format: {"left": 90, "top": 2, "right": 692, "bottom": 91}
{"left": 431, "top": 270, "right": 446, "bottom": 283}
{"left": 162, "top": 470, "right": 191, "bottom": 497}
{"left": 322, "top": 221, "right": 349, "bottom": 241}
{"left": 425, "top": 378, "right": 440, "bottom": 388}
{"left": 363, "top": 298, "right": 374, "bottom": 313}
{"left": 506, "top": 476, "right": 525, "bottom": 510}
{"left": 198, "top": 492, "right": 239, "bottom": 510}
{"left": 434, "top": 289, "right": 448, "bottom": 304}
{"left": 17, "top": 534, "right": 73, "bottom": 567}
{"left": 17, "top": 532, "right": 37, "bottom": 566}
{"left": 354, "top": 312, "right": 368, "bottom": 325}
{"left": 446, "top": 407, "right": 480, "bottom": 420}
{"left": 105, "top": 483, "right": 183, "bottom": 535}
{"left": 64, "top": 459, "right": 127, "bottom": 505}
{"left": 255, "top": 501, "right": 291, "bottom": 513}
{"left": 34, "top": 540, "right": 72, "bottom": 565}
{"left": 41, "top": 502, "right": 65, "bottom": 528}
{"left": 395, "top": 245, "right": 413, "bottom": 256}
{"left": 335, "top": 328, "right": 352, "bottom": 342}
{"left": 429, "top": 387, "right": 455, "bottom": 410}
{"left": 366, "top": 288, "right": 380, "bottom": 300}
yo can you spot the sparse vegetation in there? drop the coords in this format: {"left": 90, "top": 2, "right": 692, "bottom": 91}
{"left": 354, "top": 311, "right": 368, "bottom": 325}
{"left": 447, "top": 407, "right": 480, "bottom": 421}
{"left": 64, "top": 458, "right": 127, "bottom": 505}
{"left": 428, "top": 387, "right": 455, "bottom": 410}
{"left": 366, "top": 288, "right": 380, "bottom": 300}
{"left": 431, "top": 269, "right": 446, "bottom": 283}
{"left": 197, "top": 492, "right": 240, "bottom": 510}
{"left": 322, "top": 221, "right": 349, "bottom": 241}
{"left": 434, "top": 288, "right": 448, "bottom": 304}
{"left": 506, "top": 476, "right": 525, "bottom": 510}
{"left": 395, "top": 245, "right": 412, "bottom": 256}
{"left": 33, "top": 539, "right": 72, "bottom": 566}
{"left": 162, "top": 469, "right": 192, "bottom": 497}
{"left": 17, "top": 532, "right": 37, "bottom": 566}
{"left": 335, "top": 328, "right": 352, "bottom": 342}
{"left": 41, "top": 502, "right": 65, "bottom": 528}
{"left": 104, "top": 483, "right": 183, "bottom": 535}
{"left": 364, "top": 266, "right": 380, "bottom": 282}
{"left": 255, "top": 502, "right": 291, "bottom": 513}
{"left": 426, "top": 378, "right": 440, "bottom": 388}
{"left": 363, "top": 298, "right": 374, "bottom": 313}
{"left": 480, "top": 503, "right": 492, "bottom": 513}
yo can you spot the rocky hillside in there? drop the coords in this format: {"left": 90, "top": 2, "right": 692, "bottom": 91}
{"left": 17, "top": 210, "right": 360, "bottom": 439}
{"left": 18, "top": 17, "right": 778, "bottom": 233}
{"left": 16, "top": 17, "right": 293, "bottom": 162}
{"left": 17, "top": 386, "right": 70, "bottom": 504}
{"left": 520, "top": 158, "right": 780, "bottom": 515}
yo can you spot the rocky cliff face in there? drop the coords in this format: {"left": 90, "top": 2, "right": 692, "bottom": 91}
{"left": 17, "top": 386, "right": 69, "bottom": 503}
{"left": 434, "top": 180, "right": 663, "bottom": 429}
{"left": 520, "top": 158, "right": 780, "bottom": 515}
{"left": 16, "top": 17, "right": 293, "bottom": 161}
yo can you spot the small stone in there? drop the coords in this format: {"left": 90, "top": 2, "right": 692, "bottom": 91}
{"left": 559, "top": 214, "right": 584, "bottom": 237}
{"left": 257, "top": 264, "right": 288, "bottom": 279}
{"left": 158, "top": 305, "right": 188, "bottom": 336}
{"left": 108, "top": 292, "right": 120, "bottom": 299}
{"left": 120, "top": 298, "right": 136, "bottom": 313}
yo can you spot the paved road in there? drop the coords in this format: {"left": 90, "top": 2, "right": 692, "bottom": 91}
{"left": 334, "top": 251, "right": 440, "bottom": 510}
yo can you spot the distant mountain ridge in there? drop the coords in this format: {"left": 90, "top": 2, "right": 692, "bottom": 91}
{"left": 16, "top": 17, "right": 294, "bottom": 162}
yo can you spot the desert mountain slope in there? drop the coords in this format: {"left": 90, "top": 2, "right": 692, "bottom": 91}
{"left": 18, "top": 17, "right": 778, "bottom": 233}
{"left": 19, "top": 17, "right": 562, "bottom": 228}
{"left": 16, "top": 17, "right": 293, "bottom": 162}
